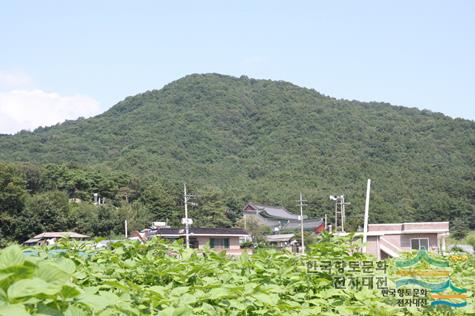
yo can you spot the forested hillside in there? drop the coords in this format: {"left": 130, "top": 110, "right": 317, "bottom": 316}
{"left": 0, "top": 163, "right": 241, "bottom": 245}
{"left": 0, "top": 73, "right": 474, "bottom": 239}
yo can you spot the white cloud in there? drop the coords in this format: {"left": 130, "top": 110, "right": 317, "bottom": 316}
{"left": 0, "top": 89, "right": 102, "bottom": 134}
{"left": 0, "top": 71, "right": 33, "bottom": 89}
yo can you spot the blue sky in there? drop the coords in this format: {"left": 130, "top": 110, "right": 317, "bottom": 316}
{"left": 0, "top": 1, "right": 474, "bottom": 133}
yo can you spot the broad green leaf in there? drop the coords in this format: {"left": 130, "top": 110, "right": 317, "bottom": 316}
{"left": 157, "top": 306, "right": 175, "bottom": 316}
{"left": 7, "top": 278, "right": 60, "bottom": 299}
{"left": 207, "top": 288, "right": 230, "bottom": 300}
{"left": 0, "top": 246, "right": 25, "bottom": 270}
{"left": 334, "top": 305, "right": 354, "bottom": 316}
{"left": 54, "top": 258, "right": 76, "bottom": 275}
{"left": 172, "top": 306, "right": 193, "bottom": 316}
{"left": 170, "top": 286, "right": 189, "bottom": 297}
{"left": 98, "top": 291, "right": 120, "bottom": 305}
{"left": 76, "top": 292, "right": 110, "bottom": 313}
{"left": 252, "top": 292, "right": 279, "bottom": 305}
{"left": 0, "top": 303, "right": 30, "bottom": 316}
{"left": 178, "top": 293, "right": 197, "bottom": 306}
{"left": 73, "top": 272, "right": 86, "bottom": 280}
{"left": 35, "top": 303, "right": 63, "bottom": 316}
{"left": 37, "top": 262, "right": 71, "bottom": 285}
{"left": 148, "top": 286, "right": 166, "bottom": 297}
{"left": 156, "top": 306, "right": 192, "bottom": 316}
{"left": 60, "top": 284, "right": 81, "bottom": 299}
{"left": 0, "top": 288, "right": 6, "bottom": 302}
{"left": 64, "top": 305, "right": 89, "bottom": 316}
{"left": 198, "top": 303, "right": 215, "bottom": 314}
{"left": 0, "top": 273, "right": 13, "bottom": 282}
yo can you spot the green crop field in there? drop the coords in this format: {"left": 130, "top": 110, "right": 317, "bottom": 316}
{"left": 0, "top": 235, "right": 473, "bottom": 315}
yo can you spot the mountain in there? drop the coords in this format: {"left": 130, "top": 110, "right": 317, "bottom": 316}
{"left": 0, "top": 73, "right": 474, "bottom": 227}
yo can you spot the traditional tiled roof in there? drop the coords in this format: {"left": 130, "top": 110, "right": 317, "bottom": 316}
{"left": 148, "top": 227, "right": 249, "bottom": 237}
{"left": 283, "top": 219, "right": 324, "bottom": 230}
{"left": 244, "top": 202, "right": 306, "bottom": 220}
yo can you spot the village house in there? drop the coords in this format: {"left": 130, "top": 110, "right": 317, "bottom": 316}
{"left": 265, "top": 233, "right": 297, "bottom": 251}
{"left": 364, "top": 222, "right": 450, "bottom": 259}
{"left": 23, "top": 232, "right": 89, "bottom": 246}
{"left": 145, "top": 227, "right": 251, "bottom": 255}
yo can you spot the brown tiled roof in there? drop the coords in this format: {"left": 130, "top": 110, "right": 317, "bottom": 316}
{"left": 148, "top": 227, "right": 249, "bottom": 236}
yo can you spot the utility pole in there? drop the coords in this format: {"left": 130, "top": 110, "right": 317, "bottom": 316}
{"left": 124, "top": 220, "right": 128, "bottom": 239}
{"left": 183, "top": 183, "right": 191, "bottom": 249}
{"left": 297, "top": 192, "right": 307, "bottom": 255}
{"left": 341, "top": 196, "right": 346, "bottom": 233}
{"left": 362, "top": 179, "right": 371, "bottom": 253}
{"left": 330, "top": 195, "right": 350, "bottom": 233}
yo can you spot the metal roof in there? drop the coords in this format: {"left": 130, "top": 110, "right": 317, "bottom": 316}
{"left": 265, "top": 234, "right": 295, "bottom": 242}
{"left": 23, "top": 238, "right": 41, "bottom": 244}
{"left": 33, "top": 232, "right": 89, "bottom": 239}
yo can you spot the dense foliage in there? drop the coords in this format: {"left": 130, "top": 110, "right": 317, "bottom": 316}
{"left": 0, "top": 73, "right": 474, "bottom": 232}
{"left": 0, "top": 235, "right": 473, "bottom": 315}
{"left": 0, "top": 162, "right": 240, "bottom": 244}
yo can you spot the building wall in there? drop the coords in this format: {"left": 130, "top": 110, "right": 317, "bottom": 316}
{"left": 399, "top": 233, "right": 439, "bottom": 251}
{"left": 366, "top": 236, "right": 380, "bottom": 258}
{"left": 380, "top": 234, "right": 402, "bottom": 248}
{"left": 403, "top": 222, "right": 449, "bottom": 231}
{"left": 369, "top": 224, "right": 403, "bottom": 232}
{"left": 366, "top": 233, "right": 441, "bottom": 258}
{"left": 196, "top": 236, "right": 241, "bottom": 251}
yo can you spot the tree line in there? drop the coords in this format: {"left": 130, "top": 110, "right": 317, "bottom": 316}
{"left": 0, "top": 162, "right": 242, "bottom": 246}
{"left": 1, "top": 160, "right": 473, "bottom": 246}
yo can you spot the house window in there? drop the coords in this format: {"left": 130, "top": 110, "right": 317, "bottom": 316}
{"left": 209, "top": 238, "right": 230, "bottom": 249}
{"left": 411, "top": 238, "right": 429, "bottom": 250}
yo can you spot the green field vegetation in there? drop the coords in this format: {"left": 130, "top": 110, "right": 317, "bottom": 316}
{"left": 0, "top": 74, "right": 473, "bottom": 236}
{"left": 0, "top": 235, "right": 473, "bottom": 315}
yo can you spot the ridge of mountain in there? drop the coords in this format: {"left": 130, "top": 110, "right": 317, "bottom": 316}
{"left": 0, "top": 73, "right": 474, "bottom": 225}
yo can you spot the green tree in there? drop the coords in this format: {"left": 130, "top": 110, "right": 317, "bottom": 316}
{"left": 118, "top": 201, "right": 154, "bottom": 232}
{"left": 19, "top": 191, "right": 72, "bottom": 240}
{"left": 451, "top": 218, "right": 469, "bottom": 240}
{"left": 0, "top": 164, "right": 28, "bottom": 245}
{"left": 236, "top": 216, "right": 271, "bottom": 243}
{"left": 192, "top": 187, "right": 232, "bottom": 227}
{"left": 140, "top": 183, "right": 178, "bottom": 223}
